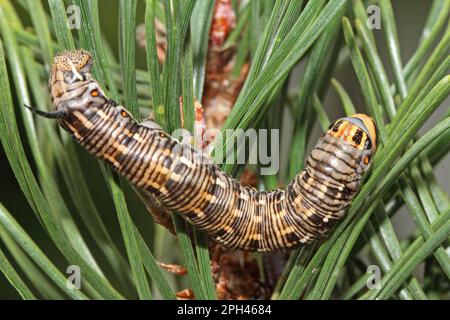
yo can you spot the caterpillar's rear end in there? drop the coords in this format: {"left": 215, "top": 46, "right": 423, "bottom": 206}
{"left": 32, "top": 50, "right": 377, "bottom": 253}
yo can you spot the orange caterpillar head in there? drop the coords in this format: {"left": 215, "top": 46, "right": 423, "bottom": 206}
{"left": 327, "top": 113, "right": 377, "bottom": 166}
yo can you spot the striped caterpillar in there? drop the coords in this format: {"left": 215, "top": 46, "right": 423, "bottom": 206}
{"left": 27, "top": 50, "right": 377, "bottom": 253}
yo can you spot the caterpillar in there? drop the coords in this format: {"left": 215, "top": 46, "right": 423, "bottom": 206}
{"left": 27, "top": 50, "right": 377, "bottom": 253}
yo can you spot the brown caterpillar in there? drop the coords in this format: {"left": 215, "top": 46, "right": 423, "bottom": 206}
{"left": 27, "top": 50, "right": 377, "bottom": 253}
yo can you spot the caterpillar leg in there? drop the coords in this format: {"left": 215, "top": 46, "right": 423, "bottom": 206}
{"left": 133, "top": 187, "right": 175, "bottom": 234}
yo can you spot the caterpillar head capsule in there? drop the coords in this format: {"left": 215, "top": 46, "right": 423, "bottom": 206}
{"left": 51, "top": 49, "right": 93, "bottom": 78}
{"left": 51, "top": 49, "right": 107, "bottom": 110}
{"left": 327, "top": 113, "right": 377, "bottom": 171}
{"left": 25, "top": 49, "right": 110, "bottom": 140}
{"left": 26, "top": 50, "right": 108, "bottom": 125}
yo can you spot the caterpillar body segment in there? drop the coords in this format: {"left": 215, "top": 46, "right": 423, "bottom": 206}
{"left": 30, "top": 50, "right": 377, "bottom": 252}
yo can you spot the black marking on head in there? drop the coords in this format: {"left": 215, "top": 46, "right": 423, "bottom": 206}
{"left": 332, "top": 120, "right": 343, "bottom": 132}
{"left": 364, "top": 138, "right": 372, "bottom": 150}
{"left": 342, "top": 117, "right": 369, "bottom": 135}
{"left": 352, "top": 129, "right": 363, "bottom": 145}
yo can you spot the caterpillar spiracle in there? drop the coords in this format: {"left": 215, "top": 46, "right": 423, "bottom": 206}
{"left": 27, "top": 50, "right": 377, "bottom": 253}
